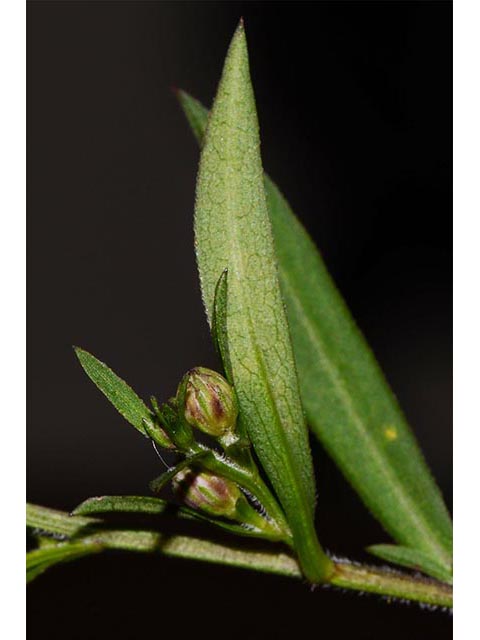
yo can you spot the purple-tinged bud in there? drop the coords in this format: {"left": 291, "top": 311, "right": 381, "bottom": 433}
{"left": 180, "top": 367, "right": 238, "bottom": 438}
{"left": 172, "top": 469, "right": 241, "bottom": 518}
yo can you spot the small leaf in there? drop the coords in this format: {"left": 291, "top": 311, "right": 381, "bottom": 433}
{"left": 27, "top": 503, "right": 98, "bottom": 538}
{"left": 74, "top": 347, "right": 154, "bottom": 436}
{"left": 211, "top": 271, "right": 249, "bottom": 449}
{"left": 26, "top": 542, "right": 101, "bottom": 583}
{"left": 72, "top": 495, "right": 280, "bottom": 542}
{"left": 194, "top": 22, "right": 331, "bottom": 583}
{"left": 74, "top": 496, "right": 269, "bottom": 546}
{"left": 178, "top": 505, "right": 283, "bottom": 541}
{"left": 149, "top": 452, "right": 208, "bottom": 494}
{"left": 141, "top": 417, "right": 174, "bottom": 450}
{"left": 367, "top": 544, "right": 452, "bottom": 585}
{"left": 175, "top": 89, "right": 209, "bottom": 147}
{"left": 27, "top": 563, "right": 50, "bottom": 583}
{"left": 211, "top": 270, "right": 233, "bottom": 383}
{"left": 72, "top": 495, "right": 172, "bottom": 517}
{"left": 178, "top": 90, "right": 452, "bottom": 581}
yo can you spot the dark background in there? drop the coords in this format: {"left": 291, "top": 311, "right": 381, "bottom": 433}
{"left": 27, "top": 1, "right": 452, "bottom": 638}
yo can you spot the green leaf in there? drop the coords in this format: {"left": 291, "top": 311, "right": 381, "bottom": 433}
{"left": 211, "top": 270, "right": 233, "bottom": 383}
{"left": 74, "top": 494, "right": 280, "bottom": 542}
{"left": 149, "top": 453, "right": 207, "bottom": 494}
{"left": 193, "top": 22, "right": 331, "bottom": 583}
{"left": 211, "top": 271, "right": 251, "bottom": 449}
{"left": 175, "top": 88, "right": 209, "bottom": 146}
{"left": 178, "top": 91, "right": 453, "bottom": 580}
{"left": 27, "top": 502, "right": 98, "bottom": 537}
{"left": 366, "top": 544, "right": 452, "bottom": 585}
{"left": 74, "top": 347, "right": 154, "bottom": 436}
{"left": 141, "top": 417, "right": 174, "bottom": 450}
{"left": 72, "top": 495, "right": 172, "bottom": 516}
{"left": 27, "top": 563, "right": 51, "bottom": 583}
{"left": 264, "top": 177, "right": 453, "bottom": 577}
{"left": 26, "top": 541, "right": 101, "bottom": 583}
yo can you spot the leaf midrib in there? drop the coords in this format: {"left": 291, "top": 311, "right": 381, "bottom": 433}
{"left": 218, "top": 74, "right": 314, "bottom": 524}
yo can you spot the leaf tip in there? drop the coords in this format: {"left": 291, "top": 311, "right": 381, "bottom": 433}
{"left": 73, "top": 345, "right": 86, "bottom": 363}
{"left": 229, "top": 17, "right": 248, "bottom": 58}
{"left": 71, "top": 496, "right": 103, "bottom": 516}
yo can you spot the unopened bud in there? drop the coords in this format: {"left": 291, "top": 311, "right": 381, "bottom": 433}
{"left": 180, "top": 367, "right": 238, "bottom": 438}
{"left": 172, "top": 469, "right": 241, "bottom": 518}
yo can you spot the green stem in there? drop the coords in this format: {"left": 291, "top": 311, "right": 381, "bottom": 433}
{"left": 329, "top": 560, "right": 452, "bottom": 608}
{"left": 26, "top": 503, "right": 452, "bottom": 608}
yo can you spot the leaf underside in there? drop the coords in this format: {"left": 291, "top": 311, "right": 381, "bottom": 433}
{"left": 178, "top": 89, "right": 452, "bottom": 580}
{"left": 193, "top": 23, "right": 330, "bottom": 582}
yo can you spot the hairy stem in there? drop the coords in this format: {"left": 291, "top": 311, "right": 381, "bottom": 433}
{"left": 26, "top": 503, "right": 452, "bottom": 608}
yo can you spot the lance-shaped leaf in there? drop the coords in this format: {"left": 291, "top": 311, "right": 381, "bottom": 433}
{"left": 27, "top": 541, "right": 101, "bottom": 583}
{"left": 177, "top": 92, "right": 452, "bottom": 579}
{"left": 73, "top": 495, "right": 284, "bottom": 543}
{"left": 264, "top": 178, "right": 453, "bottom": 576}
{"left": 149, "top": 453, "right": 208, "bottom": 494}
{"left": 366, "top": 544, "right": 452, "bottom": 584}
{"left": 74, "top": 347, "right": 154, "bottom": 435}
{"left": 194, "top": 22, "right": 331, "bottom": 583}
{"left": 73, "top": 495, "right": 174, "bottom": 517}
{"left": 211, "top": 269, "right": 233, "bottom": 384}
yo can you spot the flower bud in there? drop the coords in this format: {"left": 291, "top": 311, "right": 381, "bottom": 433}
{"left": 172, "top": 469, "right": 241, "bottom": 518}
{"left": 180, "top": 367, "right": 238, "bottom": 438}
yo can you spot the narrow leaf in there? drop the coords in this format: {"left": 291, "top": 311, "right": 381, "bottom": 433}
{"left": 74, "top": 347, "right": 154, "bottom": 435}
{"left": 141, "top": 417, "right": 174, "bottom": 449}
{"left": 212, "top": 271, "right": 249, "bottom": 448}
{"left": 367, "top": 544, "right": 452, "bottom": 585}
{"left": 72, "top": 495, "right": 280, "bottom": 543}
{"left": 27, "top": 563, "right": 51, "bottom": 583}
{"left": 175, "top": 88, "right": 209, "bottom": 146}
{"left": 26, "top": 542, "right": 101, "bottom": 583}
{"left": 72, "top": 495, "right": 172, "bottom": 517}
{"left": 178, "top": 91, "right": 452, "bottom": 580}
{"left": 265, "top": 179, "right": 453, "bottom": 576}
{"left": 211, "top": 270, "right": 233, "bottom": 383}
{"left": 194, "top": 22, "right": 331, "bottom": 582}
{"left": 27, "top": 503, "right": 98, "bottom": 539}
{"left": 149, "top": 453, "right": 207, "bottom": 494}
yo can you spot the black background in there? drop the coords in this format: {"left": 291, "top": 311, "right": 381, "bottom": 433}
{"left": 27, "top": 1, "right": 452, "bottom": 638}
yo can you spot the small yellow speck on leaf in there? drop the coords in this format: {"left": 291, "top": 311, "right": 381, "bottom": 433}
{"left": 384, "top": 426, "right": 398, "bottom": 441}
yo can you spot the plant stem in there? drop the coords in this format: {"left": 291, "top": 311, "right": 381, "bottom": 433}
{"left": 26, "top": 503, "right": 452, "bottom": 608}
{"left": 329, "top": 560, "right": 452, "bottom": 608}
